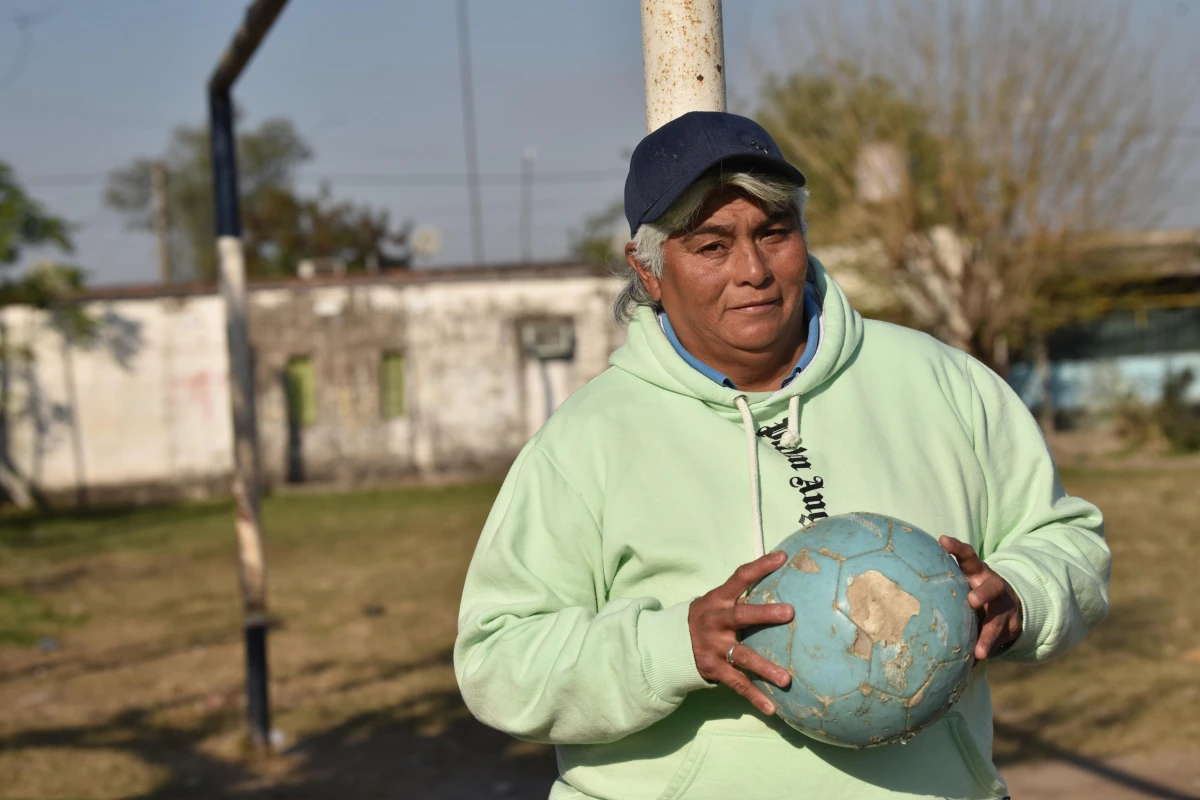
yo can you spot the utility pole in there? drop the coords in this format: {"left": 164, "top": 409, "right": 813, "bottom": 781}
{"left": 640, "top": 0, "right": 726, "bottom": 132}
{"left": 456, "top": 0, "right": 485, "bottom": 264}
{"left": 520, "top": 146, "right": 536, "bottom": 263}
{"left": 151, "top": 161, "right": 173, "bottom": 284}
{"left": 208, "top": 0, "right": 289, "bottom": 754}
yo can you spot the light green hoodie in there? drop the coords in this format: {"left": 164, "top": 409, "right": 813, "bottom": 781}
{"left": 455, "top": 259, "right": 1109, "bottom": 800}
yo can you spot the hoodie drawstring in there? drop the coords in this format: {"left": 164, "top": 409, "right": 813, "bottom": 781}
{"left": 781, "top": 395, "right": 801, "bottom": 449}
{"left": 734, "top": 394, "right": 802, "bottom": 561}
{"left": 734, "top": 396, "right": 765, "bottom": 560}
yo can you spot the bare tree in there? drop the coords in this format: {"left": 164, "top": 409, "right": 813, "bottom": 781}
{"left": 758, "top": 0, "right": 1198, "bottom": 374}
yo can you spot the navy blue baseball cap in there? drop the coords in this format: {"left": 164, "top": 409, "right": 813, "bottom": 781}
{"left": 624, "top": 111, "right": 806, "bottom": 236}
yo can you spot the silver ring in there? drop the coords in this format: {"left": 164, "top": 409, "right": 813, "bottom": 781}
{"left": 726, "top": 644, "right": 738, "bottom": 665}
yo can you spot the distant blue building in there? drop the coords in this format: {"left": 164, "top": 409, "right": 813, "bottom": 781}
{"left": 1008, "top": 306, "right": 1200, "bottom": 411}
{"left": 1006, "top": 230, "right": 1200, "bottom": 418}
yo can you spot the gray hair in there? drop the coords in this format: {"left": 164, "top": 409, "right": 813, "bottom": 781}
{"left": 612, "top": 169, "right": 809, "bottom": 325}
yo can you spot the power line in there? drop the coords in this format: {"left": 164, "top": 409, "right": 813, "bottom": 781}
{"left": 75, "top": 202, "right": 603, "bottom": 231}
{"left": 296, "top": 168, "right": 626, "bottom": 187}
{"left": 18, "top": 173, "right": 112, "bottom": 187}
{"left": 21, "top": 168, "right": 628, "bottom": 188}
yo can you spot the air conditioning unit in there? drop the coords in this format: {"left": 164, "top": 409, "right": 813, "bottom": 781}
{"left": 519, "top": 317, "right": 575, "bottom": 361}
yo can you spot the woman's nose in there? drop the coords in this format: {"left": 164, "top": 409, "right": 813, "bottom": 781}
{"left": 732, "top": 240, "right": 770, "bottom": 286}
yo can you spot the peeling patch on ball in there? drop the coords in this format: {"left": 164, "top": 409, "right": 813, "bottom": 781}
{"left": 817, "top": 547, "right": 846, "bottom": 563}
{"left": 846, "top": 569, "right": 921, "bottom": 644}
{"left": 850, "top": 628, "right": 873, "bottom": 659}
{"left": 791, "top": 549, "right": 821, "bottom": 573}
{"left": 881, "top": 642, "right": 914, "bottom": 693}
{"left": 930, "top": 608, "right": 949, "bottom": 645}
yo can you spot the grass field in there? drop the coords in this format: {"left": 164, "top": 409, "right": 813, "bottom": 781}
{"left": 1, "top": 468, "right": 1198, "bottom": 799}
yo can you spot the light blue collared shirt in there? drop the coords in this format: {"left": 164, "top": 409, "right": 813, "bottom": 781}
{"left": 659, "top": 278, "right": 823, "bottom": 390}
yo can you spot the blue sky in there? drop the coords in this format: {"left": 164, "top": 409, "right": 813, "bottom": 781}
{"left": 4, "top": 0, "right": 1199, "bottom": 286}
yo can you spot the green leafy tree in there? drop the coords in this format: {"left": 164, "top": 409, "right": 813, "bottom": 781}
{"left": 106, "top": 117, "right": 410, "bottom": 280}
{"left": 106, "top": 118, "right": 310, "bottom": 280}
{"left": 0, "top": 160, "right": 88, "bottom": 313}
{"left": 759, "top": 65, "right": 945, "bottom": 246}
{"left": 0, "top": 161, "right": 88, "bottom": 508}
{"left": 568, "top": 200, "right": 625, "bottom": 268}
{"left": 1, "top": 161, "right": 72, "bottom": 268}
{"left": 242, "top": 183, "right": 411, "bottom": 277}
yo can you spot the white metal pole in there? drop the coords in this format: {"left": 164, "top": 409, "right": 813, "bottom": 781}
{"left": 640, "top": 0, "right": 727, "bottom": 132}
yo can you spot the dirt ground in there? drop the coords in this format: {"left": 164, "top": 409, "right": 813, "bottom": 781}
{"left": 1, "top": 468, "right": 1198, "bottom": 799}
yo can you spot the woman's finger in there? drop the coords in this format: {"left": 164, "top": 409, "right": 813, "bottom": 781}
{"left": 717, "top": 663, "right": 777, "bottom": 715}
{"left": 730, "top": 644, "right": 792, "bottom": 689}
{"left": 975, "top": 612, "right": 1013, "bottom": 660}
{"left": 939, "top": 536, "right": 984, "bottom": 573}
{"left": 728, "top": 602, "right": 794, "bottom": 629}
{"left": 967, "top": 574, "right": 1008, "bottom": 609}
{"left": 714, "top": 551, "right": 787, "bottom": 603}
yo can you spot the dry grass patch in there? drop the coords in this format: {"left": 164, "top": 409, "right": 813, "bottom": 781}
{"left": 1, "top": 468, "right": 1197, "bottom": 798}
{"left": 989, "top": 467, "right": 1200, "bottom": 762}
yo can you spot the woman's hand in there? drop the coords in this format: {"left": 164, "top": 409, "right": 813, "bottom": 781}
{"left": 688, "top": 551, "right": 794, "bottom": 715}
{"left": 940, "top": 536, "right": 1023, "bottom": 660}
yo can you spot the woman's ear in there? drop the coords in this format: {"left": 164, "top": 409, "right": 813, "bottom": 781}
{"left": 625, "top": 242, "right": 663, "bottom": 302}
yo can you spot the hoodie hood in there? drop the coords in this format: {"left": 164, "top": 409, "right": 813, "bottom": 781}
{"left": 609, "top": 255, "right": 865, "bottom": 560}
{"left": 609, "top": 255, "right": 864, "bottom": 423}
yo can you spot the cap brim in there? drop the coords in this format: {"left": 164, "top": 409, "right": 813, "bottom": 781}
{"left": 634, "top": 153, "right": 807, "bottom": 235}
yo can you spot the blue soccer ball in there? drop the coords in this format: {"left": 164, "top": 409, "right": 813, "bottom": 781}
{"left": 743, "top": 512, "right": 976, "bottom": 748}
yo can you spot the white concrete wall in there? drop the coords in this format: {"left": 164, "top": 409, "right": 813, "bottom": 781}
{"left": 0, "top": 272, "right": 623, "bottom": 503}
{"left": 2, "top": 295, "right": 234, "bottom": 502}
{"left": 399, "top": 276, "right": 622, "bottom": 473}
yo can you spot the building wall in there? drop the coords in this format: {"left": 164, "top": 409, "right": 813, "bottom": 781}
{"left": 10, "top": 258, "right": 1194, "bottom": 505}
{"left": 249, "top": 273, "right": 622, "bottom": 487}
{"left": 0, "top": 270, "right": 622, "bottom": 505}
{"left": 1, "top": 295, "right": 233, "bottom": 504}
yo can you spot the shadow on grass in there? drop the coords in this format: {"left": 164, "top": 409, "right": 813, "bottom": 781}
{"left": 5, "top": 668, "right": 1195, "bottom": 799}
{"left": 0, "top": 649, "right": 557, "bottom": 800}
{"left": 10, "top": 695, "right": 1196, "bottom": 800}
{"left": 0, "top": 497, "right": 230, "bottom": 527}
{"left": 991, "top": 597, "right": 1200, "bottom": 800}
{"left": 0, "top": 624, "right": 241, "bottom": 684}
{"left": 259, "top": 690, "right": 558, "bottom": 800}
{"left": 0, "top": 500, "right": 232, "bottom": 554}
{"left": 4, "top": 693, "right": 556, "bottom": 800}
{"left": 995, "top": 720, "right": 1199, "bottom": 800}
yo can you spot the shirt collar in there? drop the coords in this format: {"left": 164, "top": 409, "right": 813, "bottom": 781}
{"left": 658, "top": 276, "right": 824, "bottom": 391}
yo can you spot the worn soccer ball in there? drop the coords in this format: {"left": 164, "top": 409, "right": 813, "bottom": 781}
{"left": 743, "top": 512, "right": 976, "bottom": 748}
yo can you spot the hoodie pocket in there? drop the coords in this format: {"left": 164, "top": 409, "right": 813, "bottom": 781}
{"left": 655, "top": 731, "right": 713, "bottom": 800}
{"left": 654, "top": 720, "right": 1008, "bottom": 800}
{"left": 654, "top": 730, "right": 814, "bottom": 800}
{"left": 944, "top": 712, "right": 1009, "bottom": 798}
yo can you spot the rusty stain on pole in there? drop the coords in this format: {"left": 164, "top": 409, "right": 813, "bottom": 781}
{"left": 640, "top": 0, "right": 726, "bottom": 132}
